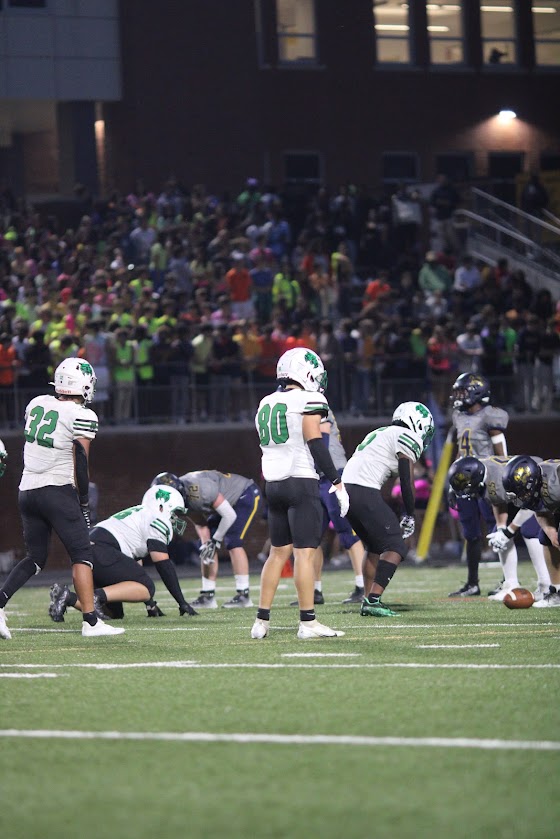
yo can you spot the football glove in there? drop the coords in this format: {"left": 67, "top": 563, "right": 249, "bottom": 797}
{"left": 81, "top": 504, "right": 91, "bottom": 529}
{"left": 487, "top": 527, "right": 514, "bottom": 552}
{"left": 179, "top": 602, "right": 198, "bottom": 617}
{"left": 146, "top": 601, "right": 165, "bottom": 617}
{"left": 329, "top": 482, "right": 350, "bottom": 517}
{"left": 199, "top": 538, "right": 220, "bottom": 565}
{"left": 400, "top": 515, "right": 415, "bottom": 538}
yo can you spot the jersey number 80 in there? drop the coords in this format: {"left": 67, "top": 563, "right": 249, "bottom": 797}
{"left": 258, "top": 403, "right": 289, "bottom": 445}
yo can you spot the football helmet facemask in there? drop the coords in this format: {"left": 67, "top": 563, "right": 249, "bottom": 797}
{"left": 392, "top": 401, "right": 434, "bottom": 451}
{"left": 502, "top": 455, "right": 542, "bottom": 510}
{"left": 451, "top": 372, "right": 490, "bottom": 411}
{"left": 50, "top": 357, "right": 97, "bottom": 404}
{"left": 276, "top": 347, "right": 328, "bottom": 393}
{"left": 448, "top": 457, "right": 486, "bottom": 500}
{"left": 142, "top": 484, "right": 189, "bottom": 535}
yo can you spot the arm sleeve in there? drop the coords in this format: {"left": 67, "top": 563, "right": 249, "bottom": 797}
{"left": 212, "top": 499, "right": 237, "bottom": 542}
{"left": 73, "top": 440, "right": 89, "bottom": 506}
{"left": 398, "top": 456, "right": 415, "bottom": 516}
{"left": 153, "top": 558, "right": 187, "bottom": 607}
{"left": 307, "top": 437, "right": 340, "bottom": 485}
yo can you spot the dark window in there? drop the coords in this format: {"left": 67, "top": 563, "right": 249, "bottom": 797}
{"left": 540, "top": 152, "right": 560, "bottom": 172}
{"left": 284, "top": 152, "right": 321, "bottom": 184}
{"left": 435, "top": 153, "right": 473, "bottom": 183}
{"left": 382, "top": 153, "right": 419, "bottom": 183}
{"left": 488, "top": 152, "right": 524, "bottom": 180}
{"left": 9, "top": 1, "right": 47, "bottom": 6}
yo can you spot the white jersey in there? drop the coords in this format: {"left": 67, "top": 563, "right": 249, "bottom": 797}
{"left": 97, "top": 504, "right": 173, "bottom": 559}
{"left": 19, "top": 394, "right": 98, "bottom": 491}
{"left": 343, "top": 425, "right": 423, "bottom": 490}
{"left": 256, "top": 387, "right": 329, "bottom": 481}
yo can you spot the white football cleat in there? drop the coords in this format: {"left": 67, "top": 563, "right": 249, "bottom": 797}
{"left": 82, "top": 619, "right": 125, "bottom": 637}
{"left": 488, "top": 583, "right": 518, "bottom": 602}
{"left": 0, "top": 607, "right": 12, "bottom": 640}
{"left": 533, "top": 582, "right": 551, "bottom": 602}
{"left": 533, "top": 587, "right": 560, "bottom": 608}
{"left": 297, "top": 619, "right": 345, "bottom": 639}
{"left": 250, "top": 618, "right": 269, "bottom": 639}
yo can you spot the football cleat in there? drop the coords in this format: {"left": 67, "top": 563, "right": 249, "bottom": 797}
{"left": 93, "top": 593, "right": 109, "bottom": 620}
{"left": 448, "top": 583, "right": 481, "bottom": 598}
{"left": 222, "top": 590, "right": 253, "bottom": 608}
{"left": 0, "top": 607, "right": 12, "bottom": 640}
{"left": 290, "top": 589, "right": 324, "bottom": 607}
{"left": 360, "top": 597, "right": 398, "bottom": 617}
{"left": 487, "top": 579, "right": 505, "bottom": 596}
{"left": 342, "top": 586, "right": 365, "bottom": 604}
{"left": 189, "top": 592, "right": 218, "bottom": 609}
{"left": 297, "top": 619, "right": 345, "bottom": 639}
{"left": 488, "top": 584, "right": 518, "bottom": 602}
{"left": 82, "top": 619, "right": 125, "bottom": 637}
{"left": 49, "top": 583, "right": 71, "bottom": 623}
{"left": 532, "top": 586, "right": 560, "bottom": 608}
{"left": 533, "top": 582, "right": 551, "bottom": 602}
{"left": 250, "top": 618, "right": 269, "bottom": 639}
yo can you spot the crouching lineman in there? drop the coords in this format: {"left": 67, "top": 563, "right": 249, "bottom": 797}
{"left": 0, "top": 358, "right": 123, "bottom": 640}
{"left": 168, "top": 469, "right": 262, "bottom": 608}
{"left": 49, "top": 483, "right": 197, "bottom": 621}
{"left": 448, "top": 456, "right": 549, "bottom": 601}
{"left": 501, "top": 455, "right": 560, "bottom": 608}
{"left": 342, "top": 401, "right": 434, "bottom": 617}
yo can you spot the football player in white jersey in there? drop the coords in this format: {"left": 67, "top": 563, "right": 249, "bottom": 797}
{"left": 342, "top": 401, "right": 434, "bottom": 617}
{"left": 251, "top": 347, "right": 349, "bottom": 640}
{"left": 0, "top": 358, "right": 123, "bottom": 640}
{"left": 48, "top": 483, "right": 195, "bottom": 621}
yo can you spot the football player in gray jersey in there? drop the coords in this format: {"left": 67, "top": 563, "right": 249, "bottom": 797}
{"left": 448, "top": 373, "right": 509, "bottom": 598}
{"left": 502, "top": 456, "right": 560, "bottom": 607}
{"left": 178, "top": 469, "right": 262, "bottom": 608}
{"left": 448, "top": 455, "right": 549, "bottom": 601}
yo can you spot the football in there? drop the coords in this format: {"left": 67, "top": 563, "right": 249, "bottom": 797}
{"left": 503, "top": 588, "right": 535, "bottom": 609}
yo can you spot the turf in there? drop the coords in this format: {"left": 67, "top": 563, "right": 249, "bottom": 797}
{"left": 1, "top": 564, "right": 559, "bottom": 839}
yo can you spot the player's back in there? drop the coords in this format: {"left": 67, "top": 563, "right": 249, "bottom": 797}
{"left": 181, "top": 470, "right": 253, "bottom": 511}
{"left": 343, "top": 425, "right": 423, "bottom": 490}
{"left": 19, "top": 394, "right": 98, "bottom": 490}
{"left": 453, "top": 405, "right": 508, "bottom": 460}
{"left": 98, "top": 504, "right": 172, "bottom": 559}
{"left": 256, "top": 388, "right": 328, "bottom": 481}
{"left": 540, "top": 459, "right": 560, "bottom": 511}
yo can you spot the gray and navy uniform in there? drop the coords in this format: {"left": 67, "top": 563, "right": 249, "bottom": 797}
{"left": 452, "top": 406, "right": 509, "bottom": 542}
{"left": 481, "top": 456, "right": 540, "bottom": 540}
{"left": 180, "top": 470, "right": 261, "bottom": 549}
{"left": 319, "top": 411, "right": 359, "bottom": 549}
{"left": 538, "top": 459, "right": 560, "bottom": 547}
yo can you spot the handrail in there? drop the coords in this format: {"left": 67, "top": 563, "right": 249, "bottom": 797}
{"left": 543, "top": 208, "right": 560, "bottom": 228}
{"left": 471, "top": 187, "right": 560, "bottom": 237}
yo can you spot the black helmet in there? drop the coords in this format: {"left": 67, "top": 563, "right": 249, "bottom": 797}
{"left": 502, "top": 456, "right": 542, "bottom": 510}
{"left": 451, "top": 372, "right": 491, "bottom": 411}
{"left": 150, "top": 472, "right": 187, "bottom": 505}
{"left": 448, "top": 457, "right": 486, "bottom": 500}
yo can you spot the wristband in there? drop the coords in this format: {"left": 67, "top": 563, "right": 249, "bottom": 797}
{"left": 503, "top": 527, "right": 515, "bottom": 539}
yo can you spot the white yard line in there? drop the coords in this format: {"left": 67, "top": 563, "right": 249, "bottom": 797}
{"left": 281, "top": 653, "right": 362, "bottom": 658}
{"left": 1, "top": 661, "right": 558, "bottom": 670}
{"left": 0, "top": 729, "right": 558, "bottom": 752}
{"left": 0, "top": 673, "right": 59, "bottom": 679}
{"left": 416, "top": 644, "right": 500, "bottom": 649}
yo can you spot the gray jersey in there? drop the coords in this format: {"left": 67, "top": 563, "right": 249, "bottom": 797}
{"left": 180, "top": 470, "right": 253, "bottom": 515}
{"left": 481, "top": 456, "right": 515, "bottom": 507}
{"left": 452, "top": 405, "right": 509, "bottom": 461}
{"left": 540, "top": 460, "right": 560, "bottom": 512}
{"left": 320, "top": 410, "right": 347, "bottom": 473}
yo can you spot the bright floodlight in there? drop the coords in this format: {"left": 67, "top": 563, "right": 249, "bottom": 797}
{"left": 498, "top": 109, "right": 517, "bottom": 120}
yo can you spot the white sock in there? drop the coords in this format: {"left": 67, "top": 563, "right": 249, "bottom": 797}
{"left": 498, "top": 542, "right": 519, "bottom": 589}
{"left": 201, "top": 578, "right": 215, "bottom": 593}
{"left": 524, "top": 538, "right": 550, "bottom": 587}
{"left": 314, "top": 581, "right": 322, "bottom": 592}
{"left": 235, "top": 574, "right": 249, "bottom": 591}
{"left": 355, "top": 575, "right": 364, "bottom": 588}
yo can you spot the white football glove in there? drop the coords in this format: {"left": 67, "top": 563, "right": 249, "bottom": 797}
{"left": 487, "top": 528, "right": 514, "bottom": 552}
{"left": 400, "top": 515, "right": 415, "bottom": 538}
{"left": 199, "top": 538, "right": 220, "bottom": 565}
{"left": 329, "top": 482, "right": 349, "bottom": 517}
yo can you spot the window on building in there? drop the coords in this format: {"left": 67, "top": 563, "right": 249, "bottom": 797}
{"left": 481, "top": 2, "right": 517, "bottom": 65}
{"left": 428, "top": 3, "right": 464, "bottom": 64}
{"left": 382, "top": 152, "right": 419, "bottom": 184}
{"left": 372, "top": 0, "right": 411, "bottom": 64}
{"left": 276, "top": 0, "right": 317, "bottom": 63}
{"left": 435, "top": 152, "right": 473, "bottom": 182}
{"left": 533, "top": 2, "right": 560, "bottom": 66}
{"left": 284, "top": 152, "right": 322, "bottom": 184}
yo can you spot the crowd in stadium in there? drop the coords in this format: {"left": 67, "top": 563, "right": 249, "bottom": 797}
{"left": 0, "top": 176, "right": 559, "bottom": 427}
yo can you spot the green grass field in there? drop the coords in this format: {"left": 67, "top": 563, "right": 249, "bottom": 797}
{"left": 1, "top": 564, "right": 559, "bottom": 839}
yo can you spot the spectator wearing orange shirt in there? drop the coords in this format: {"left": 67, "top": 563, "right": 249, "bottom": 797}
{"left": 225, "top": 255, "right": 254, "bottom": 320}
{"left": 360, "top": 270, "right": 392, "bottom": 319}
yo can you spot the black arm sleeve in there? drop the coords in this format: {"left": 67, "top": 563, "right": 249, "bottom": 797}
{"left": 73, "top": 440, "right": 89, "bottom": 506}
{"left": 398, "top": 456, "right": 415, "bottom": 517}
{"left": 307, "top": 437, "right": 341, "bottom": 485}
{"left": 154, "top": 558, "right": 187, "bottom": 607}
